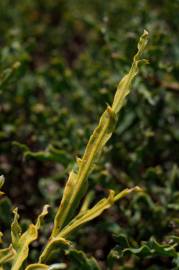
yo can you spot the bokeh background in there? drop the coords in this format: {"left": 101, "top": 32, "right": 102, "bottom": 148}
{"left": 0, "top": 1, "right": 179, "bottom": 269}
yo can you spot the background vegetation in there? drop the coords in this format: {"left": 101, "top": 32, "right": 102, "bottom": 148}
{"left": 0, "top": 0, "right": 179, "bottom": 269}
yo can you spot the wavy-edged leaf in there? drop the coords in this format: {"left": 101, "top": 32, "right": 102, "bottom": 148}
{"left": 13, "top": 142, "right": 70, "bottom": 166}
{"left": 112, "top": 30, "right": 149, "bottom": 113}
{"left": 123, "top": 238, "right": 177, "bottom": 257}
{"left": 11, "top": 208, "right": 22, "bottom": 249}
{"left": 11, "top": 205, "right": 49, "bottom": 270}
{"left": 39, "top": 237, "right": 70, "bottom": 263}
{"left": 108, "top": 235, "right": 178, "bottom": 267}
{"left": 0, "top": 244, "right": 16, "bottom": 265}
{"left": 67, "top": 249, "right": 100, "bottom": 270}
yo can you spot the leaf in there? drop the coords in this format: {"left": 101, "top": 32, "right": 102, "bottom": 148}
{"left": 67, "top": 249, "right": 100, "bottom": 270}
{"left": 111, "top": 30, "right": 149, "bottom": 114}
{"left": 25, "top": 263, "right": 49, "bottom": 270}
{"left": 13, "top": 142, "right": 71, "bottom": 166}
{"left": 112, "top": 234, "right": 130, "bottom": 249}
{"left": 11, "top": 208, "right": 22, "bottom": 249}
{"left": 11, "top": 205, "right": 49, "bottom": 270}
{"left": 123, "top": 238, "right": 177, "bottom": 257}
{"left": 39, "top": 237, "right": 70, "bottom": 263}
{"left": 12, "top": 142, "right": 29, "bottom": 152}
{"left": 0, "top": 244, "right": 16, "bottom": 265}
{"left": 51, "top": 30, "right": 149, "bottom": 237}
{"left": 108, "top": 236, "right": 178, "bottom": 267}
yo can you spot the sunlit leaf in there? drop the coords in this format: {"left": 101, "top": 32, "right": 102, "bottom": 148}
{"left": 39, "top": 237, "right": 70, "bottom": 263}
{"left": 0, "top": 244, "right": 16, "bottom": 265}
{"left": 11, "top": 208, "right": 22, "bottom": 249}
{"left": 11, "top": 205, "right": 49, "bottom": 270}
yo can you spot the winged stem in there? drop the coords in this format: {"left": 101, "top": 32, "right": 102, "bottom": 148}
{"left": 39, "top": 30, "right": 149, "bottom": 263}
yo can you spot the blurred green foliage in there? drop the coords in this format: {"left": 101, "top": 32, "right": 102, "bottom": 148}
{"left": 0, "top": 0, "right": 179, "bottom": 269}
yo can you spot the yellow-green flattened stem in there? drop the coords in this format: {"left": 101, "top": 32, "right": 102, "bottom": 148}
{"left": 58, "top": 186, "right": 142, "bottom": 238}
{"left": 39, "top": 31, "right": 148, "bottom": 263}
{"left": 52, "top": 30, "right": 148, "bottom": 237}
{"left": 39, "top": 187, "right": 142, "bottom": 263}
